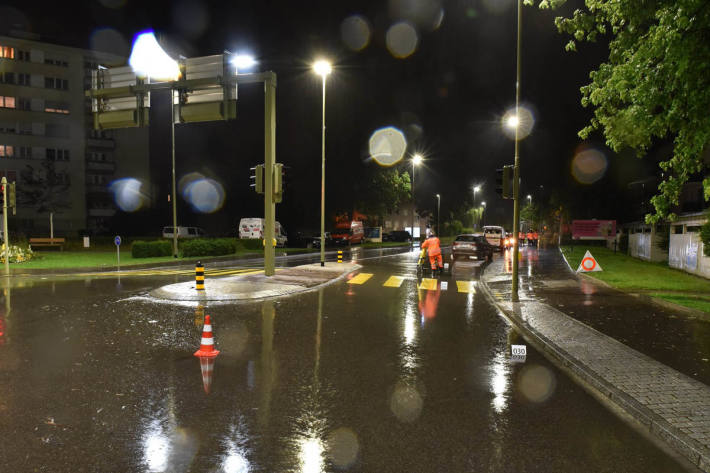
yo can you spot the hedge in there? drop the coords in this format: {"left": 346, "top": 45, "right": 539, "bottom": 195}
{"left": 238, "top": 238, "right": 264, "bottom": 250}
{"left": 182, "top": 238, "right": 237, "bottom": 257}
{"left": 132, "top": 240, "right": 172, "bottom": 258}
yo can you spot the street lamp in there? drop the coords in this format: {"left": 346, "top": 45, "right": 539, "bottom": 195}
{"left": 129, "top": 32, "right": 181, "bottom": 257}
{"left": 511, "top": 0, "right": 523, "bottom": 302}
{"left": 410, "top": 154, "right": 423, "bottom": 248}
{"left": 435, "top": 194, "right": 440, "bottom": 236}
{"left": 527, "top": 194, "right": 532, "bottom": 204}
{"left": 313, "top": 59, "right": 332, "bottom": 267}
{"left": 472, "top": 185, "right": 481, "bottom": 230}
{"left": 481, "top": 201, "right": 486, "bottom": 227}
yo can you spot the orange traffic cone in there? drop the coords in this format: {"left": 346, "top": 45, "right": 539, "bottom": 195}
{"left": 194, "top": 314, "right": 220, "bottom": 357}
{"left": 198, "top": 356, "right": 215, "bottom": 394}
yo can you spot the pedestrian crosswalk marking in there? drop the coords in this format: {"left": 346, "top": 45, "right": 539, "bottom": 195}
{"left": 456, "top": 281, "right": 476, "bottom": 293}
{"left": 418, "top": 278, "right": 438, "bottom": 290}
{"left": 348, "top": 273, "right": 373, "bottom": 285}
{"left": 383, "top": 276, "right": 405, "bottom": 288}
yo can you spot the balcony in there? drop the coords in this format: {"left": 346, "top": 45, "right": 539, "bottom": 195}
{"left": 86, "top": 161, "right": 115, "bottom": 172}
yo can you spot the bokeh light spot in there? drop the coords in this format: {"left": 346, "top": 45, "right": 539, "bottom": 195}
{"left": 501, "top": 106, "right": 535, "bottom": 140}
{"left": 369, "top": 127, "right": 408, "bottom": 167}
{"left": 179, "top": 174, "right": 225, "bottom": 214}
{"left": 388, "top": 0, "right": 444, "bottom": 31}
{"left": 110, "top": 178, "right": 148, "bottom": 212}
{"left": 341, "top": 15, "right": 371, "bottom": 51}
{"left": 518, "top": 365, "right": 556, "bottom": 403}
{"left": 389, "top": 382, "right": 423, "bottom": 423}
{"left": 326, "top": 428, "right": 360, "bottom": 468}
{"left": 572, "top": 147, "right": 608, "bottom": 184}
{"left": 386, "top": 22, "right": 419, "bottom": 59}
{"left": 90, "top": 28, "right": 130, "bottom": 60}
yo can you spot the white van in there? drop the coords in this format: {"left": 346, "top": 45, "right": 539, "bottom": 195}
{"left": 238, "top": 218, "right": 288, "bottom": 247}
{"left": 482, "top": 225, "right": 505, "bottom": 251}
{"left": 162, "top": 226, "right": 206, "bottom": 239}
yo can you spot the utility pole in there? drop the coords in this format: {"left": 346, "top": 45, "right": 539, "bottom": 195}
{"left": 263, "top": 72, "right": 277, "bottom": 276}
{"left": 2, "top": 177, "right": 9, "bottom": 275}
{"left": 511, "top": 0, "right": 523, "bottom": 302}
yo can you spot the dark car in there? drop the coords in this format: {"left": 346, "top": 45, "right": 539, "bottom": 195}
{"left": 311, "top": 232, "right": 337, "bottom": 248}
{"left": 289, "top": 230, "right": 318, "bottom": 248}
{"left": 452, "top": 233, "right": 493, "bottom": 261}
{"left": 388, "top": 230, "right": 412, "bottom": 242}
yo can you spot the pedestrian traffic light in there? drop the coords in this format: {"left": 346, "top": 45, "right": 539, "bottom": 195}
{"left": 250, "top": 165, "right": 264, "bottom": 194}
{"left": 496, "top": 166, "right": 514, "bottom": 199}
{"left": 8, "top": 182, "right": 15, "bottom": 215}
{"left": 496, "top": 168, "right": 504, "bottom": 197}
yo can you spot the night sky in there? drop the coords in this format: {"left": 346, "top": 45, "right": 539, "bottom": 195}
{"left": 1, "top": 0, "right": 655, "bottom": 235}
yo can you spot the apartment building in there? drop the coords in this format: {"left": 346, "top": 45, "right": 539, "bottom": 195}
{"left": 0, "top": 33, "right": 149, "bottom": 236}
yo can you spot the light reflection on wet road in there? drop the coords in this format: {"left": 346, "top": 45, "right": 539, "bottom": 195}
{"left": 0, "top": 249, "right": 688, "bottom": 471}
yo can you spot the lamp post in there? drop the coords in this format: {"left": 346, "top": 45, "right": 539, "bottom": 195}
{"left": 128, "top": 32, "right": 182, "bottom": 257}
{"left": 527, "top": 194, "right": 532, "bottom": 205}
{"left": 472, "top": 185, "right": 481, "bottom": 230}
{"left": 435, "top": 193, "right": 440, "bottom": 236}
{"left": 313, "top": 60, "right": 332, "bottom": 267}
{"left": 411, "top": 154, "right": 423, "bottom": 249}
{"left": 481, "top": 201, "right": 486, "bottom": 227}
{"left": 511, "top": 0, "right": 523, "bottom": 302}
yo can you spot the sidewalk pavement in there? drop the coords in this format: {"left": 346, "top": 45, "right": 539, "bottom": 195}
{"left": 480, "top": 247, "right": 710, "bottom": 472}
{"left": 150, "top": 262, "right": 360, "bottom": 302}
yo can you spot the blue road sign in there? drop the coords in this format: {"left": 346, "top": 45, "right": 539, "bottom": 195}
{"left": 115, "top": 235, "right": 122, "bottom": 246}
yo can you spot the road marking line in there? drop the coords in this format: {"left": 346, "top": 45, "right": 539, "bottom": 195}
{"left": 456, "top": 280, "right": 476, "bottom": 293}
{"left": 418, "top": 278, "right": 438, "bottom": 290}
{"left": 348, "top": 273, "right": 373, "bottom": 285}
{"left": 383, "top": 276, "right": 404, "bottom": 288}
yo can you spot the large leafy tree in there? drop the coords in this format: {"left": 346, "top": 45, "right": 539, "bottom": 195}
{"left": 19, "top": 161, "right": 71, "bottom": 214}
{"left": 358, "top": 167, "right": 411, "bottom": 223}
{"left": 533, "top": 0, "right": 710, "bottom": 221}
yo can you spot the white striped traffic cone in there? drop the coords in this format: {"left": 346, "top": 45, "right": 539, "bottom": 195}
{"left": 194, "top": 314, "right": 220, "bottom": 357}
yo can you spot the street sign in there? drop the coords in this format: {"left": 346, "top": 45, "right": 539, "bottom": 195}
{"left": 114, "top": 235, "right": 122, "bottom": 246}
{"left": 576, "top": 250, "right": 602, "bottom": 272}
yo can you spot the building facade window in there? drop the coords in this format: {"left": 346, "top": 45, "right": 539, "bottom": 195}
{"left": 44, "top": 101, "right": 69, "bottom": 114}
{"left": 17, "top": 73, "right": 30, "bottom": 85}
{"left": 0, "top": 46, "right": 15, "bottom": 59}
{"left": 17, "top": 97, "right": 30, "bottom": 110}
{"left": 17, "top": 50, "right": 30, "bottom": 61}
{"left": 0, "top": 145, "right": 15, "bottom": 157}
{"left": 45, "top": 57, "right": 68, "bottom": 67}
{"left": 0, "top": 170, "right": 18, "bottom": 183}
{"left": 0, "top": 96, "right": 16, "bottom": 108}
{"left": 46, "top": 148, "right": 70, "bottom": 161}
{"left": 0, "top": 72, "right": 14, "bottom": 84}
{"left": 44, "top": 77, "right": 69, "bottom": 90}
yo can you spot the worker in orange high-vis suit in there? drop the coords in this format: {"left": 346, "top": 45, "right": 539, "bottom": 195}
{"left": 421, "top": 232, "right": 444, "bottom": 274}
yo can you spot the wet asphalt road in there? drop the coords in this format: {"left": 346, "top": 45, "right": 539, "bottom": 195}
{"left": 0, "top": 248, "right": 689, "bottom": 472}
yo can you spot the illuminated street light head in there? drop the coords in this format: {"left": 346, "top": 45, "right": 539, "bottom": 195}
{"left": 482, "top": 201, "right": 486, "bottom": 207}
{"left": 412, "top": 154, "right": 423, "bottom": 166}
{"left": 506, "top": 115, "right": 519, "bottom": 129}
{"left": 527, "top": 194, "right": 532, "bottom": 199}
{"left": 436, "top": 193, "right": 440, "bottom": 198}
{"left": 128, "top": 31, "right": 180, "bottom": 81}
{"left": 231, "top": 54, "right": 256, "bottom": 71}
{"left": 474, "top": 185, "right": 481, "bottom": 193}
{"left": 313, "top": 59, "right": 332, "bottom": 77}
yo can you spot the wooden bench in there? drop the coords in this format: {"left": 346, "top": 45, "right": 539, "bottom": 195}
{"left": 29, "top": 237, "right": 66, "bottom": 251}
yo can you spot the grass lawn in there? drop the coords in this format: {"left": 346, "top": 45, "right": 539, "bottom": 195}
{"left": 362, "top": 241, "right": 412, "bottom": 248}
{"left": 561, "top": 245, "right": 710, "bottom": 313}
{"left": 12, "top": 247, "right": 316, "bottom": 270}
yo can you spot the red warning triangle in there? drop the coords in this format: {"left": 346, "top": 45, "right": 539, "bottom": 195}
{"left": 576, "top": 250, "right": 602, "bottom": 272}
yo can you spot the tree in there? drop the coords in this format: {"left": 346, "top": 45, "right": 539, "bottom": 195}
{"left": 359, "top": 167, "right": 411, "bottom": 223}
{"left": 532, "top": 0, "right": 710, "bottom": 222}
{"left": 19, "top": 161, "right": 71, "bottom": 214}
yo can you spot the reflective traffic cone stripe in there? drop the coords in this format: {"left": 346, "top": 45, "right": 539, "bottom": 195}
{"left": 194, "top": 314, "right": 220, "bottom": 357}
{"left": 198, "top": 356, "right": 215, "bottom": 394}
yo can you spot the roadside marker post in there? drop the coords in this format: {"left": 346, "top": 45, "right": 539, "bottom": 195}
{"left": 337, "top": 250, "right": 343, "bottom": 263}
{"left": 195, "top": 261, "right": 205, "bottom": 290}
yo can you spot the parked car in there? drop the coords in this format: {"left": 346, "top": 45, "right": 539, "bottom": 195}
{"left": 238, "top": 218, "right": 288, "bottom": 247}
{"left": 331, "top": 220, "right": 365, "bottom": 245}
{"left": 311, "top": 232, "right": 336, "bottom": 248}
{"left": 482, "top": 225, "right": 506, "bottom": 251}
{"left": 289, "top": 229, "right": 318, "bottom": 248}
{"left": 452, "top": 233, "right": 494, "bottom": 261}
{"left": 388, "top": 230, "right": 412, "bottom": 242}
{"left": 162, "top": 226, "right": 206, "bottom": 239}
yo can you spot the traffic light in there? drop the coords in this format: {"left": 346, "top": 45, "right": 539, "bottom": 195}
{"left": 9, "top": 182, "right": 15, "bottom": 215}
{"left": 273, "top": 163, "right": 283, "bottom": 203}
{"left": 250, "top": 165, "right": 264, "bottom": 194}
{"left": 495, "top": 165, "right": 514, "bottom": 199}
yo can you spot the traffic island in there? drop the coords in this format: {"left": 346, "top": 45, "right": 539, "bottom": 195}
{"left": 150, "top": 262, "right": 361, "bottom": 302}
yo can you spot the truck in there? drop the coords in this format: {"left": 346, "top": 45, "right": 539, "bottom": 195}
{"left": 238, "top": 218, "right": 288, "bottom": 247}
{"left": 330, "top": 213, "right": 365, "bottom": 245}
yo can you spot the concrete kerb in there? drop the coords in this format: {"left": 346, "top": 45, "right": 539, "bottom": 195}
{"left": 149, "top": 262, "right": 361, "bottom": 304}
{"left": 478, "top": 271, "right": 709, "bottom": 472}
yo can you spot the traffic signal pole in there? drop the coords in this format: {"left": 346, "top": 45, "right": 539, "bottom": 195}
{"left": 263, "top": 72, "right": 276, "bottom": 276}
{"left": 2, "top": 177, "right": 9, "bottom": 276}
{"left": 511, "top": 0, "right": 522, "bottom": 302}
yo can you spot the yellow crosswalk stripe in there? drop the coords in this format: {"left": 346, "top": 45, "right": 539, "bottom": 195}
{"left": 418, "top": 278, "right": 438, "bottom": 290}
{"left": 383, "top": 275, "right": 404, "bottom": 288}
{"left": 456, "top": 280, "right": 476, "bottom": 293}
{"left": 347, "top": 272, "right": 373, "bottom": 284}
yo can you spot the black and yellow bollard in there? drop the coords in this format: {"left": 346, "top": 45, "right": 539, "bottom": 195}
{"left": 195, "top": 261, "right": 205, "bottom": 291}
{"left": 337, "top": 250, "right": 343, "bottom": 263}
